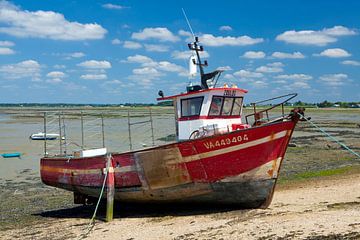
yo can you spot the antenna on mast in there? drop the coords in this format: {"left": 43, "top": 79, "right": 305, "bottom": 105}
{"left": 181, "top": 8, "right": 195, "bottom": 39}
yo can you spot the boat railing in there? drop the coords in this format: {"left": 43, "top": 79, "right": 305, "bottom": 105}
{"left": 245, "top": 93, "right": 297, "bottom": 126}
{"left": 42, "top": 108, "right": 176, "bottom": 157}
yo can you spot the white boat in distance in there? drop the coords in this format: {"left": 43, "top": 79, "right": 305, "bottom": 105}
{"left": 30, "top": 132, "right": 64, "bottom": 140}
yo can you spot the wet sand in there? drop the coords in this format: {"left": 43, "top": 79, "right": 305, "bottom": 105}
{"left": 0, "top": 107, "right": 360, "bottom": 239}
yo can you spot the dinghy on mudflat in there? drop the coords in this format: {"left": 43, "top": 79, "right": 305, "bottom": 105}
{"left": 1, "top": 152, "right": 21, "bottom": 158}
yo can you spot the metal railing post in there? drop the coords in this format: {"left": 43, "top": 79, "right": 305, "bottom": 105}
{"left": 81, "top": 111, "right": 84, "bottom": 150}
{"left": 58, "top": 112, "right": 62, "bottom": 155}
{"left": 127, "top": 110, "right": 132, "bottom": 151}
{"left": 149, "top": 108, "right": 155, "bottom": 146}
{"left": 44, "top": 112, "right": 47, "bottom": 156}
{"left": 101, "top": 114, "right": 105, "bottom": 148}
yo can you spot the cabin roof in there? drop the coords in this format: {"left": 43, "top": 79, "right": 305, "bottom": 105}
{"left": 157, "top": 87, "right": 248, "bottom": 101}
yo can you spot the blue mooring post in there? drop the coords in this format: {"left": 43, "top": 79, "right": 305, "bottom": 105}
{"left": 106, "top": 155, "right": 114, "bottom": 222}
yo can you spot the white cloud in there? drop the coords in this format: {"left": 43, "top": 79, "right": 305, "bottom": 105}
{"left": 322, "top": 26, "right": 357, "bottom": 36}
{"left": 234, "top": 70, "right": 263, "bottom": 78}
{"left": 341, "top": 60, "right": 360, "bottom": 66}
{"left": 53, "top": 64, "right": 66, "bottom": 69}
{"left": 171, "top": 50, "right": 209, "bottom": 60}
{"left": 0, "top": 1, "right": 107, "bottom": 40}
{"left": 69, "top": 52, "right": 85, "bottom": 58}
{"left": 132, "top": 27, "right": 180, "bottom": 42}
{"left": 0, "top": 60, "right": 41, "bottom": 80}
{"left": 46, "top": 71, "right": 65, "bottom": 83}
{"left": 0, "top": 40, "right": 14, "bottom": 46}
{"left": 46, "top": 71, "right": 65, "bottom": 78}
{"left": 155, "top": 61, "right": 185, "bottom": 72}
{"left": 144, "top": 44, "right": 169, "bottom": 52}
{"left": 102, "top": 3, "right": 126, "bottom": 10}
{"left": 315, "top": 48, "right": 351, "bottom": 58}
{"left": 178, "top": 30, "right": 192, "bottom": 37}
{"left": 219, "top": 25, "right": 232, "bottom": 31}
{"left": 252, "top": 80, "right": 268, "bottom": 88}
{"left": 217, "top": 66, "right": 232, "bottom": 71}
{"left": 256, "top": 65, "right": 283, "bottom": 73}
{"left": 199, "top": 34, "right": 263, "bottom": 47}
{"left": 0, "top": 47, "right": 15, "bottom": 55}
{"left": 124, "top": 54, "right": 153, "bottom": 64}
{"left": 242, "top": 51, "right": 265, "bottom": 59}
{"left": 267, "top": 62, "right": 284, "bottom": 67}
{"left": 111, "top": 38, "right": 121, "bottom": 45}
{"left": 276, "top": 26, "right": 356, "bottom": 46}
{"left": 319, "top": 73, "right": 348, "bottom": 86}
{"left": 77, "top": 60, "right": 111, "bottom": 69}
{"left": 290, "top": 81, "right": 310, "bottom": 89}
{"left": 271, "top": 51, "right": 305, "bottom": 59}
{"left": 80, "top": 74, "right": 107, "bottom": 80}
{"left": 123, "top": 41, "right": 142, "bottom": 49}
{"left": 275, "top": 74, "right": 312, "bottom": 81}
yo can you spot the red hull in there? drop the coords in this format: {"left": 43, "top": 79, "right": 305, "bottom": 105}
{"left": 41, "top": 120, "right": 296, "bottom": 207}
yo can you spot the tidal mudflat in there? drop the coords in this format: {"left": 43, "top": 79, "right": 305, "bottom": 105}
{"left": 0, "top": 107, "right": 359, "bottom": 239}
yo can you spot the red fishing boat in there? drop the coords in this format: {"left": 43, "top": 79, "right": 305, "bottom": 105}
{"left": 40, "top": 37, "right": 304, "bottom": 208}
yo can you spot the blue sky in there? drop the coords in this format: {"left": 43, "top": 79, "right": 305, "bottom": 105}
{"left": 0, "top": 0, "right": 359, "bottom": 104}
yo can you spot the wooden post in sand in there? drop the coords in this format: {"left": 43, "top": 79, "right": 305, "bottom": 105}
{"left": 106, "top": 154, "right": 114, "bottom": 222}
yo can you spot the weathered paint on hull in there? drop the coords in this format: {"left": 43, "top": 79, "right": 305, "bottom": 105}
{"left": 40, "top": 120, "right": 296, "bottom": 207}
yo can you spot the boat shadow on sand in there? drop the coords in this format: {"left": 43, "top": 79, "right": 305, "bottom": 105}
{"left": 34, "top": 201, "right": 251, "bottom": 220}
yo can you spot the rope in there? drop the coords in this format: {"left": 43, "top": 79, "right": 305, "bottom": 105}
{"left": 77, "top": 155, "right": 110, "bottom": 239}
{"left": 298, "top": 112, "right": 360, "bottom": 159}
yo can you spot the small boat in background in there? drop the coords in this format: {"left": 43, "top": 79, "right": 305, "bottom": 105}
{"left": 30, "top": 132, "right": 63, "bottom": 140}
{"left": 1, "top": 152, "right": 21, "bottom": 158}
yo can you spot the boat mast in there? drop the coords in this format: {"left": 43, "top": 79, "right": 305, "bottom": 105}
{"left": 188, "top": 38, "right": 209, "bottom": 89}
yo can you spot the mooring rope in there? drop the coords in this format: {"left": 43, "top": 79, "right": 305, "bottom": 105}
{"left": 77, "top": 155, "right": 110, "bottom": 239}
{"left": 297, "top": 112, "right": 360, "bottom": 159}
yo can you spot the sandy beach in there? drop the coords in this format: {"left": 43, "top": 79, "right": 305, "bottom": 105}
{"left": 1, "top": 170, "right": 359, "bottom": 240}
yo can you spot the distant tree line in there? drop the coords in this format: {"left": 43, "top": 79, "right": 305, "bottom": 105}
{"left": 0, "top": 100, "right": 358, "bottom": 108}
{"left": 292, "top": 100, "right": 360, "bottom": 108}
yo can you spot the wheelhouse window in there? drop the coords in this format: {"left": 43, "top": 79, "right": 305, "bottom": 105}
{"left": 209, "top": 96, "right": 223, "bottom": 116}
{"left": 181, "top": 97, "right": 204, "bottom": 117}
{"left": 208, "top": 96, "right": 243, "bottom": 116}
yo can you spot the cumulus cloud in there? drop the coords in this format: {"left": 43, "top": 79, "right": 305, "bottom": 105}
{"left": 77, "top": 60, "right": 111, "bottom": 69}
{"left": 242, "top": 51, "right": 265, "bottom": 59}
{"left": 123, "top": 41, "right": 142, "bottom": 49}
{"left": 219, "top": 25, "right": 232, "bottom": 31}
{"left": 171, "top": 50, "right": 210, "bottom": 60}
{"left": 0, "top": 59, "right": 41, "bottom": 80}
{"left": 314, "top": 48, "right": 351, "bottom": 58}
{"left": 276, "top": 26, "right": 356, "bottom": 46}
{"left": 0, "top": 47, "right": 14, "bottom": 55}
{"left": 144, "top": 44, "right": 169, "bottom": 52}
{"left": 199, "top": 34, "right": 263, "bottom": 47}
{"left": 319, "top": 73, "right": 348, "bottom": 86}
{"left": 132, "top": 27, "right": 180, "bottom": 42}
{"left": 256, "top": 63, "right": 283, "bottom": 73}
{"left": 0, "top": 40, "right": 14, "bottom": 46}
{"left": 102, "top": 3, "right": 127, "bottom": 10}
{"left": 46, "top": 71, "right": 65, "bottom": 78}
{"left": 80, "top": 74, "right": 107, "bottom": 80}
{"left": 111, "top": 38, "right": 121, "bottom": 45}
{"left": 46, "top": 71, "right": 65, "bottom": 83}
{"left": 0, "top": 1, "right": 107, "bottom": 40}
{"left": 217, "top": 66, "right": 232, "bottom": 71}
{"left": 234, "top": 70, "right": 264, "bottom": 78}
{"left": 124, "top": 54, "right": 153, "bottom": 64}
{"left": 271, "top": 51, "right": 305, "bottom": 59}
{"left": 341, "top": 60, "right": 360, "bottom": 66}
{"left": 275, "top": 74, "right": 312, "bottom": 81}
{"left": 178, "top": 30, "right": 192, "bottom": 37}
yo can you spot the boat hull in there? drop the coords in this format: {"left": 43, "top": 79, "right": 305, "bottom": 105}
{"left": 40, "top": 120, "right": 296, "bottom": 207}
